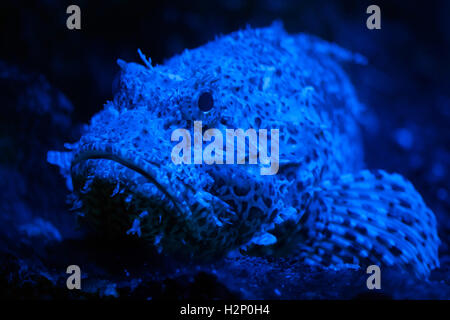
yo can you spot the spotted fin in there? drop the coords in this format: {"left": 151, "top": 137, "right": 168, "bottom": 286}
{"left": 298, "top": 169, "right": 440, "bottom": 278}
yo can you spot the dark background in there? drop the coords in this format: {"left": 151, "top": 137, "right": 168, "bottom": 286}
{"left": 0, "top": 0, "right": 448, "bottom": 299}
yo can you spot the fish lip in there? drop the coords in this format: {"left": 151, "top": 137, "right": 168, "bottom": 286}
{"left": 70, "top": 145, "right": 192, "bottom": 218}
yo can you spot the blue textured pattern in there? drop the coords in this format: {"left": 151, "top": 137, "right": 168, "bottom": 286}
{"left": 1, "top": 0, "right": 449, "bottom": 300}
{"left": 48, "top": 24, "right": 440, "bottom": 278}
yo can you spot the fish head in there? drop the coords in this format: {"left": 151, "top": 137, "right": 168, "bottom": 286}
{"left": 66, "top": 46, "right": 289, "bottom": 259}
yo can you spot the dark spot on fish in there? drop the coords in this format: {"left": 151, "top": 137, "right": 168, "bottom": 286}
{"left": 401, "top": 215, "right": 413, "bottom": 226}
{"left": 270, "top": 209, "right": 278, "bottom": 220}
{"left": 198, "top": 217, "right": 207, "bottom": 227}
{"left": 287, "top": 171, "right": 295, "bottom": 181}
{"left": 404, "top": 235, "right": 414, "bottom": 244}
{"left": 355, "top": 225, "right": 368, "bottom": 235}
{"left": 346, "top": 209, "right": 357, "bottom": 218}
{"left": 234, "top": 185, "right": 250, "bottom": 197}
{"left": 312, "top": 149, "right": 319, "bottom": 160}
{"left": 104, "top": 145, "right": 112, "bottom": 153}
{"left": 374, "top": 171, "right": 383, "bottom": 180}
{"left": 191, "top": 202, "right": 199, "bottom": 211}
{"left": 301, "top": 192, "right": 310, "bottom": 202}
{"left": 391, "top": 183, "right": 406, "bottom": 192}
{"left": 240, "top": 201, "right": 248, "bottom": 213}
{"left": 399, "top": 199, "right": 412, "bottom": 209}
{"left": 267, "top": 185, "right": 276, "bottom": 198}
{"left": 215, "top": 177, "right": 225, "bottom": 186}
{"left": 344, "top": 232, "right": 357, "bottom": 242}
{"left": 225, "top": 199, "right": 237, "bottom": 210}
{"left": 263, "top": 197, "right": 272, "bottom": 208}
{"left": 342, "top": 255, "right": 354, "bottom": 264}
{"left": 387, "top": 226, "right": 396, "bottom": 234}
{"left": 389, "top": 246, "right": 402, "bottom": 257}
{"left": 369, "top": 250, "right": 384, "bottom": 264}
{"left": 321, "top": 253, "right": 332, "bottom": 265}
{"left": 375, "top": 184, "right": 385, "bottom": 191}
{"left": 376, "top": 235, "right": 388, "bottom": 246}
{"left": 287, "top": 126, "right": 298, "bottom": 135}
{"left": 248, "top": 206, "right": 264, "bottom": 219}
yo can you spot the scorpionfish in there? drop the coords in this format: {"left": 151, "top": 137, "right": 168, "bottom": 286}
{"left": 48, "top": 23, "right": 440, "bottom": 278}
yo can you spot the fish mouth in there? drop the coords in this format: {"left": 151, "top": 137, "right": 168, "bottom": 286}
{"left": 69, "top": 142, "right": 239, "bottom": 258}
{"left": 68, "top": 143, "right": 203, "bottom": 242}
{"left": 71, "top": 145, "right": 189, "bottom": 218}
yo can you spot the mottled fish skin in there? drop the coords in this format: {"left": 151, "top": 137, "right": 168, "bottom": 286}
{"left": 48, "top": 23, "right": 439, "bottom": 277}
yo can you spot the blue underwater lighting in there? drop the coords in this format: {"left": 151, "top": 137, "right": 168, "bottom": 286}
{"left": 48, "top": 24, "right": 440, "bottom": 279}
{"left": 1, "top": 0, "right": 449, "bottom": 300}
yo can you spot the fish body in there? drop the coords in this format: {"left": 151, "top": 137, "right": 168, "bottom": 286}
{"left": 48, "top": 24, "right": 439, "bottom": 277}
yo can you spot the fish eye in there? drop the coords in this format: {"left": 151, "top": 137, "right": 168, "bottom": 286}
{"left": 197, "top": 91, "right": 214, "bottom": 112}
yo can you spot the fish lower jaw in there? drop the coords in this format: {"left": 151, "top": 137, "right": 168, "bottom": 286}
{"left": 71, "top": 148, "right": 190, "bottom": 214}
{"left": 69, "top": 157, "right": 238, "bottom": 259}
{"left": 70, "top": 156, "right": 187, "bottom": 239}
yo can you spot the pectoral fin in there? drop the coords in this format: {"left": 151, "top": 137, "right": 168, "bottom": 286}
{"left": 298, "top": 169, "right": 440, "bottom": 278}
